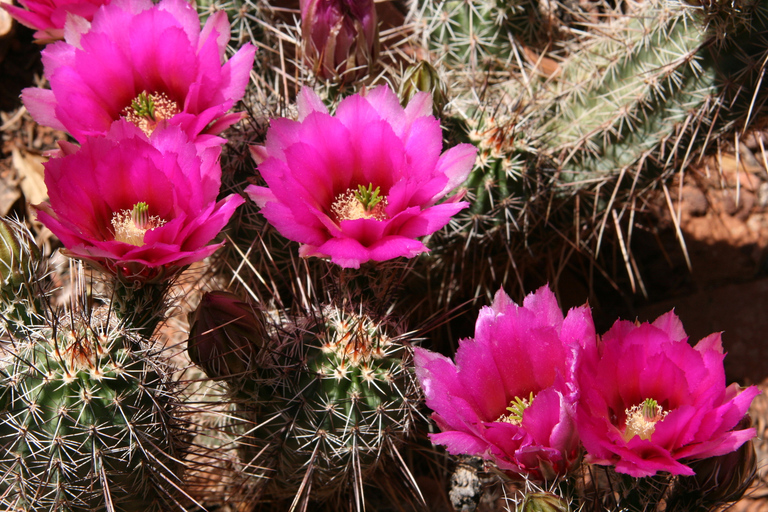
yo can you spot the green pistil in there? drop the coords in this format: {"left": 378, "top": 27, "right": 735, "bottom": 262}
{"left": 623, "top": 397, "right": 668, "bottom": 441}
{"left": 642, "top": 398, "right": 660, "bottom": 420}
{"left": 131, "top": 91, "right": 156, "bottom": 121}
{"left": 500, "top": 391, "right": 535, "bottom": 425}
{"left": 131, "top": 202, "right": 150, "bottom": 229}
{"left": 354, "top": 184, "right": 383, "bottom": 211}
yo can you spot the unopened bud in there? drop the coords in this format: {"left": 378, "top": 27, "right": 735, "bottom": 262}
{"left": 399, "top": 61, "right": 448, "bottom": 116}
{"left": 0, "top": 216, "right": 41, "bottom": 297}
{"left": 517, "top": 492, "right": 570, "bottom": 512}
{"left": 187, "top": 291, "right": 267, "bottom": 380}
{"left": 669, "top": 415, "right": 757, "bottom": 509}
{"left": 300, "top": 0, "right": 379, "bottom": 81}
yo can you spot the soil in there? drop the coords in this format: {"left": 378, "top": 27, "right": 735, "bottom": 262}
{"left": 1, "top": 17, "right": 766, "bottom": 512}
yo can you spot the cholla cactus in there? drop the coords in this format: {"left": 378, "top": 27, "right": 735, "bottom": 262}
{"left": 400, "top": 0, "right": 768, "bottom": 313}
{"left": 0, "top": 307, "right": 186, "bottom": 511}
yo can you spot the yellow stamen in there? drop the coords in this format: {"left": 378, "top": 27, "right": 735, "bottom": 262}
{"left": 111, "top": 202, "right": 166, "bottom": 247}
{"left": 122, "top": 91, "right": 180, "bottom": 136}
{"left": 331, "top": 185, "right": 388, "bottom": 222}
{"left": 623, "top": 398, "right": 668, "bottom": 441}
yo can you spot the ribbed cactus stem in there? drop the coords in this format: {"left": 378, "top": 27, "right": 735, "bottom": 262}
{"left": 0, "top": 217, "right": 46, "bottom": 330}
{"left": 0, "top": 309, "right": 183, "bottom": 511}
{"left": 202, "top": 303, "right": 421, "bottom": 505}
{"left": 544, "top": 1, "right": 716, "bottom": 182}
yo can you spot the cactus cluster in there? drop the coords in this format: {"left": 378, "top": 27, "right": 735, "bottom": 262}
{"left": 396, "top": 0, "right": 768, "bottom": 311}
{"left": 1, "top": 0, "right": 765, "bottom": 508}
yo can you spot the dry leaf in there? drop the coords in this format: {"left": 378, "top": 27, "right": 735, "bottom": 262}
{"left": 0, "top": 170, "right": 21, "bottom": 216}
{"left": 522, "top": 45, "right": 561, "bottom": 78}
{"left": 12, "top": 147, "right": 48, "bottom": 205}
{"left": 0, "top": 0, "right": 13, "bottom": 38}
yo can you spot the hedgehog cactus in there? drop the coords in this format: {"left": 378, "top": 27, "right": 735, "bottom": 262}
{"left": 190, "top": 298, "right": 421, "bottom": 506}
{"left": 399, "top": 0, "right": 768, "bottom": 314}
{"left": 0, "top": 309, "right": 184, "bottom": 511}
{"left": 541, "top": 1, "right": 717, "bottom": 183}
{"left": 419, "top": 0, "right": 514, "bottom": 81}
{"left": 271, "top": 306, "right": 418, "bottom": 497}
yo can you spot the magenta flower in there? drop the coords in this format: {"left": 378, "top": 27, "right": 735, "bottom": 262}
{"left": 245, "top": 86, "right": 476, "bottom": 268}
{"left": 35, "top": 121, "right": 244, "bottom": 280}
{"left": 22, "top": 0, "right": 255, "bottom": 145}
{"left": 1, "top": 0, "right": 108, "bottom": 42}
{"left": 414, "top": 286, "right": 595, "bottom": 481}
{"left": 575, "top": 311, "right": 759, "bottom": 477}
{"left": 300, "top": 0, "right": 378, "bottom": 80}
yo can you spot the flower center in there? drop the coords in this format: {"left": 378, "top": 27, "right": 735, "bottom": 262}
{"left": 111, "top": 202, "right": 166, "bottom": 247}
{"left": 623, "top": 398, "right": 668, "bottom": 442}
{"left": 122, "top": 91, "right": 180, "bottom": 136}
{"left": 497, "top": 392, "right": 535, "bottom": 425}
{"left": 331, "top": 184, "right": 388, "bottom": 222}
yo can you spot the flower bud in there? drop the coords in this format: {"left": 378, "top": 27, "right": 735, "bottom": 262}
{"left": 517, "top": 492, "right": 570, "bottom": 512}
{"left": 300, "top": 0, "right": 379, "bottom": 81}
{"left": 399, "top": 61, "right": 448, "bottom": 116}
{"left": 187, "top": 291, "right": 267, "bottom": 380}
{"left": 669, "top": 414, "right": 757, "bottom": 510}
{"left": 0, "top": 216, "right": 41, "bottom": 298}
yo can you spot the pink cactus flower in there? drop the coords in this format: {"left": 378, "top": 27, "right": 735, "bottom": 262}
{"left": 1, "top": 0, "right": 108, "bottom": 42}
{"left": 300, "top": 0, "right": 378, "bottom": 80}
{"left": 246, "top": 86, "right": 476, "bottom": 269}
{"left": 22, "top": 0, "right": 255, "bottom": 145}
{"left": 35, "top": 121, "right": 244, "bottom": 280}
{"left": 575, "top": 310, "right": 759, "bottom": 477}
{"left": 414, "top": 286, "right": 595, "bottom": 481}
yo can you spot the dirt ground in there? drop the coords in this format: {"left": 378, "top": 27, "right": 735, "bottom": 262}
{"left": 1, "top": 19, "right": 767, "bottom": 512}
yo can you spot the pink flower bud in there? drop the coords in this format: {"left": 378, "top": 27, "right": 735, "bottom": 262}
{"left": 187, "top": 291, "right": 267, "bottom": 380}
{"left": 300, "top": 0, "right": 379, "bottom": 81}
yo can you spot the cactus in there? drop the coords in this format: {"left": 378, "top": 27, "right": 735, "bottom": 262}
{"left": 196, "top": 0, "right": 265, "bottom": 48}
{"left": 0, "top": 217, "right": 47, "bottom": 328}
{"left": 419, "top": 0, "right": 514, "bottom": 78}
{"left": 446, "top": 0, "right": 716, "bottom": 230}
{"left": 397, "top": 0, "right": 768, "bottom": 315}
{"left": 542, "top": 2, "right": 717, "bottom": 183}
{"left": 188, "top": 296, "right": 422, "bottom": 508}
{"left": 0, "top": 307, "right": 186, "bottom": 511}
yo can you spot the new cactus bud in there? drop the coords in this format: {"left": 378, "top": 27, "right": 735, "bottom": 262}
{"left": 399, "top": 61, "right": 448, "bottom": 116}
{"left": 0, "top": 216, "right": 45, "bottom": 328}
{"left": 187, "top": 291, "right": 267, "bottom": 381}
{"left": 300, "top": 0, "right": 379, "bottom": 81}
{"left": 0, "top": 216, "right": 39, "bottom": 293}
{"left": 517, "top": 492, "right": 570, "bottom": 512}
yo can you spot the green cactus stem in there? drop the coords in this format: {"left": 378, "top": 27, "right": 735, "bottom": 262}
{"left": 0, "top": 308, "right": 184, "bottom": 512}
